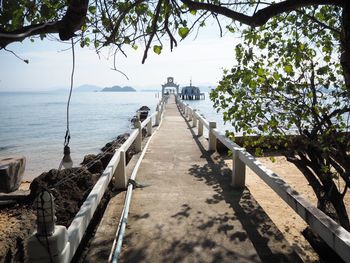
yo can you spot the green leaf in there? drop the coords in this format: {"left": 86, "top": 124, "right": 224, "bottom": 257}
{"left": 284, "top": 64, "right": 293, "bottom": 75}
{"left": 178, "top": 27, "right": 189, "bottom": 39}
{"left": 273, "top": 72, "right": 280, "bottom": 80}
{"left": 88, "top": 6, "right": 96, "bottom": 14}
{"left": 153, "top": 45, "right": 162, "bottom": 55}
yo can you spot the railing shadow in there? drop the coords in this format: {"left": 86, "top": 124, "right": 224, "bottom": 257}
{"left": 176, "top": 105, "right": 303, "bottom": 262}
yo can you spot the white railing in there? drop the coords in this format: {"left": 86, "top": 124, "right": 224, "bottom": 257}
{"left": 66, "top": 100, "right": 165, "bottom": 261}
{"left": 177, "top": 98, "right": 350, "bottom": 263}
{"left": 28, "top": 99, "right": 166, "bottom": 263}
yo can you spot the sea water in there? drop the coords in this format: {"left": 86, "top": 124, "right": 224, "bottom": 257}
{"left": 0, "top": 91, "right": 227, "bottom": 180}
{"left": 0, "top": 91, "right": 162, "bottom": 180}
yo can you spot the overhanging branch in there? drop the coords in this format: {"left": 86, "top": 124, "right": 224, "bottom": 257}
{"left": 180, "top": 0, "right": 346, "bottom": 27}
{"left": 0, "top": 0, "right": 89, "bottom": 48}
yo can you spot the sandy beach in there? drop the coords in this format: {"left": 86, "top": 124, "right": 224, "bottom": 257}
{"left": 224, "top": 155, "right": 350, "bottom": 262}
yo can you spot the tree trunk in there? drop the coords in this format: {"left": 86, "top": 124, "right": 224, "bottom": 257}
{"left": 286, "top": 148, "right": 350, "bottom": 231}
{"left": 341, "top": 4, "right": 350, "bottom": 93}
{"left": 325, "top": 181, "right": 350, "bottom": 231}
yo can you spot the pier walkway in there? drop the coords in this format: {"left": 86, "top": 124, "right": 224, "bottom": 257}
{"left": 115, "top": 96, "right": 300, "bottom": 263}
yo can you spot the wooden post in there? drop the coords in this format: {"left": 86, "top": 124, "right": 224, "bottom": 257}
{"left": 192, "top": 109, "right": 197, "bottom": 127}
{"left": 147, "top": 118, "right": 152, "bottom": 136}
{"left": 198, "top": 120, "right": 203, "bottom": 136}
{"left": 114, "top": 149, "right": 127, "bottom": 189}
{"left": 135, "top": 120, "right": 142, "bottom": 152}
{"left": 231, "top": 150, "right": 246, "bottom": 188}
{"left": 208, "top": 121, "right": 217, "bottom": 151}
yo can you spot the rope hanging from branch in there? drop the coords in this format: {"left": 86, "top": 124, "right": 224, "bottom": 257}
{"left": 59, "top": 38, "right": 75, "bottom": 170}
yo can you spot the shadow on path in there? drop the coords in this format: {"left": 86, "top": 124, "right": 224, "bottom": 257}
{"left": 178, "top": 106, "right": 302, "bottom": 263}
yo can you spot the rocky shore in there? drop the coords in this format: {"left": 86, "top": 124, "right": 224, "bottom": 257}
{"left": 0, "top": 106, "right": 150, "bottom": 262}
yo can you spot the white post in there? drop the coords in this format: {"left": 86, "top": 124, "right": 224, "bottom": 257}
{"left": 114, "top": 149, "right": 127, "bottom": 189}
{"left": 198, "top": 121, "right": 203, "bottom": 136}
{"left": 155, "top": 104, "right": 160, "bottom": 126}
{"left": 185, "top": 104, "right": 189, "bottom": 118}
{"left": 28, "top": 191, "right": 70, "bottom": 262}
{"left": 188, "top": 108, "right": 192, "bottom": 121}
{"left": 147, "top": 119, "right": 152, "bottom": 136}
{"left": 192, "top": 109, "right": 197, "bottom": 127}
{"left": 135, "top": 120, "right": 142, "bottom": 152}
{"left": 208, "top": 121, "right": 217, "bottom": 151}
{"left": 231, "top": 150, "right": 246, "bottom": 188}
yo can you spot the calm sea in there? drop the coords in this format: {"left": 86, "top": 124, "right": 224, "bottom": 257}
{"left": 0, "top": 91, "right": 226, "bottom": 180}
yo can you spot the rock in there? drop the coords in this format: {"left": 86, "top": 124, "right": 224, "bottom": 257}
{"left": 87, "top": 160, "right": 104, "bottom": 174}
{"left": 0, "top": 157, "right": 25, "bottom": 193}
{"left": 81, "top": 154, "right": 97, "bottom": 165}
{"left": 100, "top": 152, "right": 114, "bottom": 169}
{"left": 138, "top": 106, "right": 150, "bottom": 122}
{"left": 139, "top": 106, "right": 150, "bottom": 111}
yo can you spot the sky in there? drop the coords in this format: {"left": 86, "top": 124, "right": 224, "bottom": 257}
{"left": 0, "top": 24, "right": 239, "bottom": 91}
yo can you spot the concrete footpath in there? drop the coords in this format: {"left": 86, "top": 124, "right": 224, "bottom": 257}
{"left": 112, "top": 96, "right": 301, "bottom": 263}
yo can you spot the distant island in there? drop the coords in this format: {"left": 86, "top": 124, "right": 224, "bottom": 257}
{"left": 101, "top": 86, "right": 136, "bottom": 92}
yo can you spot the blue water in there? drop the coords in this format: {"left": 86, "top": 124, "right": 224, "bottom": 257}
{"left": 0, "top": 91, "right": 227, "bottom": 180}
{"left": 0, "top": 91, "right": 162, "bottom": 180}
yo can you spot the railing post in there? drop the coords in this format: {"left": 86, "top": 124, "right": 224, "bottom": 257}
{"left": 186, "top": 104, "right": 189, "bottom": 118}
{"left": 208, "top": 121, "right": 217, "bottom": 151}
{"left": 28, "top": 191, "right": 70, "bottom": 262}
{"left": 135, "top": 120, "right": 142, "bottom": 152}
{"left": 114, "top": 149, "right": 127, "bottom": 189}
{"left": 231, "top": 150, "right": 246, "bottom": 188}
{"left": 188, "top": 108, "right": 192, "bottom": 121}
{"left": 198, "top": 120, "right": 203, "bottom": 136}
{"left": 192, "top": 109, "right": 197, "bottom": 127}
{"left": 147, "top": 118, "right": 152, "bottom": 136}
{"left": 155, "top": 104, "right": 160, "bottom": 126}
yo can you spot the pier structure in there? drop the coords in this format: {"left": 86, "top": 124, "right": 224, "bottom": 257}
{"left": 161, "top": 76, "right": 179, "bottom": 97}
{"left": 180, "top": 80, "right": 205, "bottom": 100}
{"left": 29, "top": 95, "right": 350, "bottom": 262}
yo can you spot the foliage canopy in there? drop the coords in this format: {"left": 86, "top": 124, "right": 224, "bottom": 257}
{"left": 211, "top": 5, "right": 350, "bottom": 230}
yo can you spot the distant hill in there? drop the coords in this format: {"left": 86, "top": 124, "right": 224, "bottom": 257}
{"left": 75, "top": 84, "right": 102, "bottom": 92}
{"left": 140, "top": 89, "right": 161, "bottom": 92}
{"left": 102, "top": 86, "right": 136, "bottom": 92}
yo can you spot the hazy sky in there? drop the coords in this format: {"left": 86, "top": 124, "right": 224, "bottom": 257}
{"left": 0, "top": 25, "right": 239, "bottom": 91}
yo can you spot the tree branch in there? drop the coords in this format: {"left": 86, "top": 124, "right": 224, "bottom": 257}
{"left": 0, "top": 0, "right": 89, "bottom": 48}
{"left": 142, "top": 0, "right": 163, "bottom": 64}
{"left": 180, "top": 0, "right": 345, "bottom": 27}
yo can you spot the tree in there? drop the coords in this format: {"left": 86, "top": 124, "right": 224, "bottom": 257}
{"left": 211, "top": 6, "right": 350, "bottom": 230}
{"left": 0, "top": 1, "right": 349, "bottom": 84}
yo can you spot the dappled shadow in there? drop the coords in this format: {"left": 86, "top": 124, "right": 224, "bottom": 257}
{"left": 131, "top": 213, "right": 150, "bottom": 221}
{"left": 171, "top": 204, "right": 191, "bottom": 220}
{"left": 180, "top": 109, "right": 302, "bottom": 262}
{"left": 118, "top": 105, "right": 302, "bottom": 263}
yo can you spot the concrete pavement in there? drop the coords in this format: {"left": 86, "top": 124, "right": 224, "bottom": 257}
{"left": 116, "top": 96, "right": 301, "bottom": 263}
